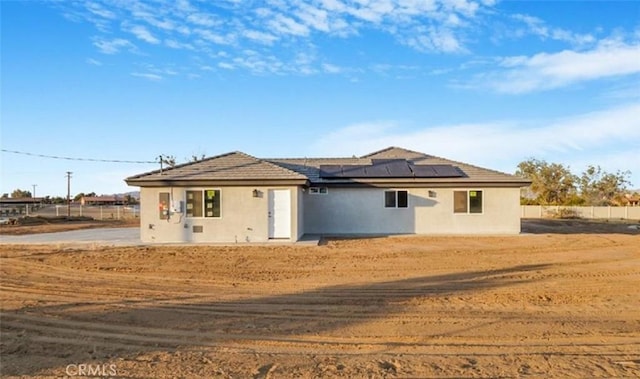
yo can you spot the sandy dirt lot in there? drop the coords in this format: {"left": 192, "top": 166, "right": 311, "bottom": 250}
{"left": 1, "top": 226, "right": 639, "bottom": 377}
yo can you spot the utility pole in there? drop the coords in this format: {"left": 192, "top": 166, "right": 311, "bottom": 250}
{"left": 66, "top": 172, "right": 72, "bottom": 217}
{"left": 32, "top": 184, "right": 37, "bottom": 199}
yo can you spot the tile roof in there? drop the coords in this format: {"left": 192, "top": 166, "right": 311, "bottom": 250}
{"left": 126, "top": 147, "right": 530, "bottom": 186}
{"left": 126, "top": 151, "right": 307, "bottom": 184}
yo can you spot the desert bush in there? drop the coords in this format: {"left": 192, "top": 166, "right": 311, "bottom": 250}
{"left": 545, "top": 208, "right": 581, "bottom": 219}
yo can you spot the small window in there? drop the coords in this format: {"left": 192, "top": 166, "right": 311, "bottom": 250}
{"left": 159, "top": 192, "right": 170, "bottom": 220}
{"left": 454, "top": 190, "right": 483, "bottom": 214}
{"left": 385, "top": 190, "right": 408, "bottom": 208}
{"left": 309, "top": 187, "right": 328, "bottom": 195}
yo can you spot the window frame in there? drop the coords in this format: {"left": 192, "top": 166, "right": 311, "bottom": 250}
{"left": 453, "top": 190, "right": 483, "bottom": 214}
{"left": 159, "top": 192, "right": 170, "bottom": 220}
{"left": 309, "top": 187, "right": 328, "bottom": 195}
{"left": 185, "top": 189, "right": 222, "bottom": 219}
{"left": 384, "top": 190, "right": 409, "bottom": 209}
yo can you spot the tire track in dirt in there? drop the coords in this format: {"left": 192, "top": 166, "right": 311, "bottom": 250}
{"left": 1, "top": 234, "right": 639, "bottom": 377}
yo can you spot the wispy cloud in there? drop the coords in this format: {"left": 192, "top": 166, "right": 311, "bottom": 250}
{"left": 468, "top": 38, "right": 640, "bottom": 93}
{"left": 85, "top": 1, "right": 116, "bottom": 20}
{"left": 56, "top": 0, "right": 496, "bottom": 76}
{"left": 403, "top": 25, "right": 466, "bottom": 53}
{"left": 128, "top": 25, "right": 160, "bottom": 44}
{"left": 93, "top": 37, "right": 136, "bottom": 54}
{"left": 322, "top": 63, "right": 343, "bottom": 74}
{"left": 85, "top": 57, "right": 102, "bottom": 66}
{"left": 131, "top": 72, "right": 163, "bottom": 81}
{"left": 311, "top": 103, "right": 640, "bottom": 184}
{"left": 55, "top": 0, "right": 640, "bottom": 83}
{"left": 264, "top": 12, "right": 311, "bottom": 37}
{"left": 512, "top": 14, "right": 595, "bottom": 46}
{"left": 243, "top": 30, "right": 278, "bottom": 45}
{"left": 186, "top": 12, "right": 220, "bottom": 27}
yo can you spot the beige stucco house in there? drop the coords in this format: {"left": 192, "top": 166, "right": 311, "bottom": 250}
{"left": 125, "top": 147, "right": 530, "bottom": 243}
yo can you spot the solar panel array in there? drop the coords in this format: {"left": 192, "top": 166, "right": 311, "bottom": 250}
{"left": 319, "top": 159, "right": 464, "bottom": 179}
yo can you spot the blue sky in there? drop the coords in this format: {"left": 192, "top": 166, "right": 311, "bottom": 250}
{"left": 1, "top": 0, "right": 639, "bottom": 197}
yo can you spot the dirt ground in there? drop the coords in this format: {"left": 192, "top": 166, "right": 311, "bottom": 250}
{"left": 1, "top": 223, "right": 639, "bottom": 378}
{"left": 0, "top": 218, "right": 139, "bottom": 236}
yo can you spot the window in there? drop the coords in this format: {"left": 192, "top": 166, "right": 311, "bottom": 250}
{"left": 453, "top": 190, "right": 483, "bottom": 214}
{"left": 186, "top": 189, "right": 221, "bottom": 218}
{"left": 384, "top": 190, "right": 408, "bottom": 208}
{"left": 309, "top": 187, "right": 328, "bottom": 195}
{"left": 159, "top": 192, "right": 170, "bottom": 220}
{"left": 469, "top": 191, "right": 482, "bottom": 213}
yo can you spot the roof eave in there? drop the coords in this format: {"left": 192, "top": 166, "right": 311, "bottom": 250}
{"left": 308, "top": 179, "right": 531, "bottom": 188}
{"left": 125, "top": 178, "right": 309, "bottom": 187}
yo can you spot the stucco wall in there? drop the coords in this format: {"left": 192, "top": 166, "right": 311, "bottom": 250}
{"left": 139, "top": 186, "right": 301, "bottom": 243}
{"left": 303, "top": 187, "right": 521, "bottom": 235}
{"left": 297, "top": 187, "right": 305, "bottom": 239}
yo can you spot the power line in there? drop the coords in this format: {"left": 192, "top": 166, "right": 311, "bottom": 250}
{"left": 1, "top": 149, "right": 156, "bottom": 164}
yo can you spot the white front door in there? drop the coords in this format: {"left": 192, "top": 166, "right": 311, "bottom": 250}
{"left": 268, "top": 189, "right": 291, "bottom": 239}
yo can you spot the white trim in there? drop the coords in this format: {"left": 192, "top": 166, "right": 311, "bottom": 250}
{"left": 453, "top": 189, "right": 484, "bottom": 215}
{"left": 309, "top": 187, "right": 328, "bottom": 195}
{"left": 384, "top": 189, "right": 409, "bottom": 209}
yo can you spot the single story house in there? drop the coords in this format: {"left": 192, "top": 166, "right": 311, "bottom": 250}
{"left": 125, "top": 147, "right": 531, "bottom": 243}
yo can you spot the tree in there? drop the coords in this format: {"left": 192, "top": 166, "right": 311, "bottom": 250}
{"left": 189, "top": 153, "right": 206, "bottom": 162}
{"left": 158, "top": 154, "right": 176, "bottom": 168}
{"left": 50, "top": 196, "right": 66, "bottom": 204}
{"left": 11, "top": 189, "right": 32, "bottom": 198}
{"left": 516, "top": 159, "right": 577, "bottom": 205}
{"left": 579, "top": 166, "right": 630, "bottom": 205}
{"left": 1, "top": 193, "right": 8, "bottom": 199}
{"left": 74, "top": 192, "right": 96, "bottom": 201}
{"left": 124, "top": 194, "right": 139, "bottom": 205}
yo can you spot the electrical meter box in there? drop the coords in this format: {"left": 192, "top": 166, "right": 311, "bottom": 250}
{"left": 170, "top": 200, "right": 184, "bottom": 214}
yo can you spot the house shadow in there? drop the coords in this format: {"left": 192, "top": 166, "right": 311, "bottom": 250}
{"left": 1, "top": 263, "right": 552, "bottom": 376}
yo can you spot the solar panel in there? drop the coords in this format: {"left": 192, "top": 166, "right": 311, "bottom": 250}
{"left": 412, "top": 164, "right": 463, "bottom": 178}
{"left": 363, "top": 164, "right": 389, "bottom": 177}
{"left": 432, "top": 164, "right": 463, "bottom": 177}
{"left": 386, "top": 160, "right": 413, "bottom": 177}
{"left": 342, "top": 165, "right": 368, "bottom": 177}
{"left": 319, "top": 165, "right": 343, "bottom": 178}
{"left": 411, "top": 165, "right": 437, "bottom": 177}
{"left": 318, "top": 163, "right": 464, "bottom": 178}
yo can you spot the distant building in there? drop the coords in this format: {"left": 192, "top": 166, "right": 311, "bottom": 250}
{"left": 80, "top": 196, "right": 126, "bottom": 206}
{"left": 0, "top": 197, "right": 43, "bottom": 215}
{"left": 623, "top": 194, "right": 640, "bottom": 207}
